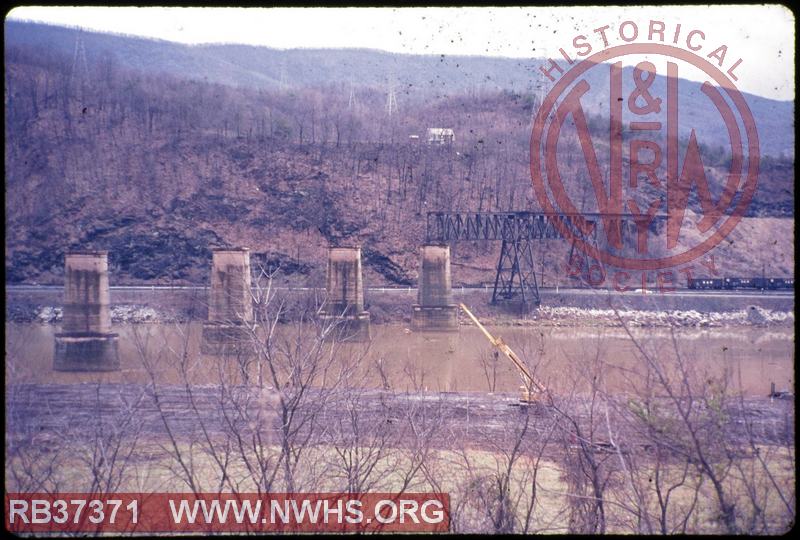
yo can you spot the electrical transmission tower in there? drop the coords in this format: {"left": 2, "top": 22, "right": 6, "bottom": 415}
{"left": 385, "top": 75, "right": 398, "bottom": 116}
{"left": 279, "top": 60, "right": 288, "bottom": 91}
{"left": 69, "top": 28, "right": 89, "bottom": 103}
{"left": 530, "top": 85, "right": 546, "bottom": 126}
{"left": 348, "top": 81, "right": 359, "bottom": 110}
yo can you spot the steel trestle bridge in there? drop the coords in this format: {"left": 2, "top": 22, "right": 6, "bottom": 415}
{"left": 425, "top": 211, "right": 663, "bottom": 308}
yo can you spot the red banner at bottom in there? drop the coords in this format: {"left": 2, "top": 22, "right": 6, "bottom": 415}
{"left": 5, "top": 492, "right": 450, "bottom": 533}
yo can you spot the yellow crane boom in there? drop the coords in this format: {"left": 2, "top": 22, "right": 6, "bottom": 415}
{"left": 459, "top": 303, "right": 548, "bottom": 401}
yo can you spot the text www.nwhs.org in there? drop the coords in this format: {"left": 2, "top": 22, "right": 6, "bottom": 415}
{"left": 170, "top": 496, "right": 446, "bottom": 526}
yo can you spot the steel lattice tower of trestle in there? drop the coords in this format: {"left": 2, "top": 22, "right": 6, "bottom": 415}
{"left": 492, "top": 237, "right": 539, "bottom": 305}
{"left": 426, "top": 211, "right": 660, "bottom": 309}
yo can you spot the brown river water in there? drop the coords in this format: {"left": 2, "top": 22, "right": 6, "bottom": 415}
{"left": 5, "top": 322, "right": 793, "bottom": 397}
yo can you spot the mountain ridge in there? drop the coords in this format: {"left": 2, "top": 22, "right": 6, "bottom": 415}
{"left": 6, "top": 20, "right": 792, "bottom": 158}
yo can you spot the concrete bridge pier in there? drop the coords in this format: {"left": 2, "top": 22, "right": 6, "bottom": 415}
{"left": 320, "top": 246, "right": 371, "bottom": 341}
{"left": 411, "top": 244, "right": 459, "bottom": 331}
{"left": 201, "top": 248, "right": 255, "bottom": 355}
{"left": 54, "top": 251, "right": 120, "bottom": 371}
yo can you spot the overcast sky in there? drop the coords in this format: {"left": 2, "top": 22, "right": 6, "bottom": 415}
{"left": 7, "top": 5, "right": 795, "bottom": 101}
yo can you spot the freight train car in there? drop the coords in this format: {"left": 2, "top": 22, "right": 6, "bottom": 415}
{"left": 723, "top": 277, "right": 753, "bottom": 289}
{"left": 688, "top": 277, "right": 794, "bottom": 290}
{"left": 767, "top": 277, "right": 794, "bottom": 290}
{"left": 688, "top": 278, "right": 723, "bottom": 290}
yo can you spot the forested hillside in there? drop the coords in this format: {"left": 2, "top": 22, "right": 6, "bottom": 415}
{"left": 6, "top": 20, "right": 794, "bottom": 157}
{"left": 4, "top": 22, "right": 794, "bottom": 285}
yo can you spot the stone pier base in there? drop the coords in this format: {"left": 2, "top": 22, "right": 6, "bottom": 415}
{"left": 411, "top": 304, "right": 459, "bottom": 331}
{"left": 320, "top": 312, "right": 371, "bottom": 342}
{"left": 54, "top": 333, "right": 120, "bottom": 372}
{"left": 201, "top": 323, "right": 255, "bottom": 355}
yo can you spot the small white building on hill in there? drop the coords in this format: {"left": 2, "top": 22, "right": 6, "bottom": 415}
{"left": 426, "top": 128, "right": 455, "bottom": 145}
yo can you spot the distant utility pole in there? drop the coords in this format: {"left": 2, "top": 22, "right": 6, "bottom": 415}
{"left": 385, "top": 75, "right": 398, "bottom": 116}
{"left": 69, "top": 28, "right": 89, "bottom": 103}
